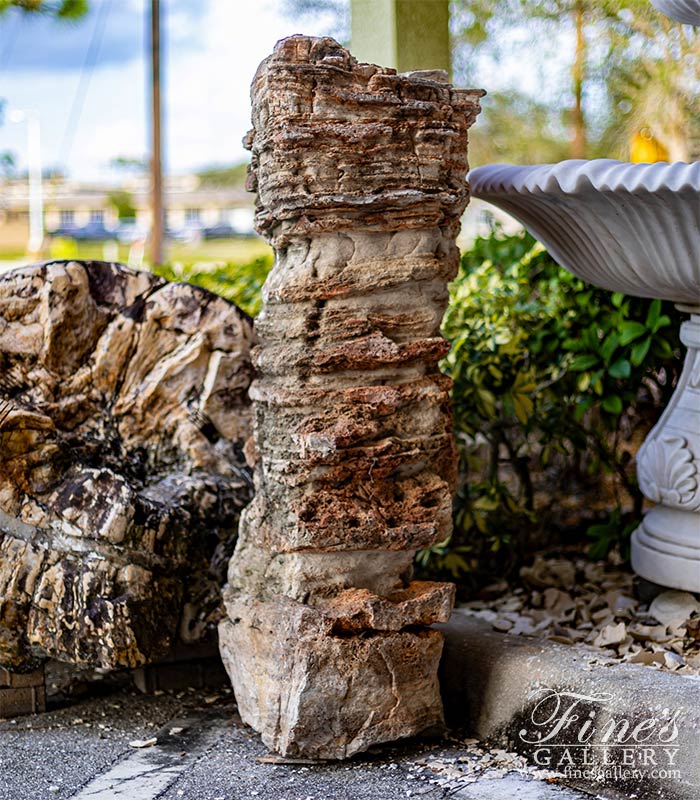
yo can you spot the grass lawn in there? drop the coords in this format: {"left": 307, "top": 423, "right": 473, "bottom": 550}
{"left": 0, "top": 237, "right": 272, "bottom": 267}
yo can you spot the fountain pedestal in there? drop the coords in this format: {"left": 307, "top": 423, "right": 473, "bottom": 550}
{"left": 469, "top": 159, "right": 700, "bottom": 594}
{"left": 633, "top": 313, "right": 700, "bottom": 591}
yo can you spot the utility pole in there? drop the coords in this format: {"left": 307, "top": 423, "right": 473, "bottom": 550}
{"left": 149, "top": 0, "right": 164, "bottom": 265}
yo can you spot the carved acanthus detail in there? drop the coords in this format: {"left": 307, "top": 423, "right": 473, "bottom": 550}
{"left": 638, "top": 434, "right": 700, "bottom": 511}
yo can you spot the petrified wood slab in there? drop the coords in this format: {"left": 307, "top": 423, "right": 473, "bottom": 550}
{"left": 220, "top": 35, "right": 482, "bottom": 759}
{"left": 0, "top": 260, "right": 254, "bottom": 672}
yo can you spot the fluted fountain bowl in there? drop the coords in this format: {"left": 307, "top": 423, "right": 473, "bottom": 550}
{"left": 650, "top": 0, "right": 700, "bottom": 25}
{"left": 469, "top": 158, "right": 700, "bottom": 593}
{"left": 469, "top": 159, "right": 700, "bottom": 308}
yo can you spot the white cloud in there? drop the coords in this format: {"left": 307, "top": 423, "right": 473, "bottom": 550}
{"left": 164, "top": 0, "right": 331, "bottom": 172}
{"left": 1, "top": 0, "right": 336, "bottom": 181}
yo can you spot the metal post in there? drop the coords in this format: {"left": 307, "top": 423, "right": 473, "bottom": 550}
{"left": 10, "top": 109, "right": 44, "bottom": 256}
{"left": 27, "top": 112, "right": 44, "bottom": 255}
{"left": 351, "top": 0, "right": 451, "bottom": 77}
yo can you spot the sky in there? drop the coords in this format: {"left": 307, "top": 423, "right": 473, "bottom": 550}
{"left": 0, "top": 0, "right": 571, "bottom": 185}
{"left": 0, "top": 0, "right": 337, "bottom": 182}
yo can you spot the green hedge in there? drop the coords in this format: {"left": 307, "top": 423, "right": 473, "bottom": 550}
{"left": 418, "top": 227, "right": 681, "bottom": 582}
{"left": 153, "top": 231, "right": 682, "bottom": 581}
{"left": 153, "top": 256, "right": 272, "bottom": 318}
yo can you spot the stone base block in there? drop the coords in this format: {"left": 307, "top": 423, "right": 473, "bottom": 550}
{"left": 219, "top": 595, "right": 445, "bottom": 759}
{"left": 0, "top": 665, "right": 46, "bottom": 717}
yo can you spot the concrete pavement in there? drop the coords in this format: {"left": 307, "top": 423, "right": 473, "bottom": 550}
{"left": 439, "top": 613, "right": 700, "bottom": 800}
{"left": 0, "top": 679, "right": 593, "bottom": 800}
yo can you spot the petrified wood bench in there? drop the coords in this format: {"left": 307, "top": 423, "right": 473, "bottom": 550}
{"left": 0, "top": 260, "right": 254, "bottom": 711}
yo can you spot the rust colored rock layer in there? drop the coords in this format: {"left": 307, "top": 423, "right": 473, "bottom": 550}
{"left": 219, "top": 36, "right": 482, "bottom": 759}
{"left": 0, "top": 260, "right": 254, "bottom": 671}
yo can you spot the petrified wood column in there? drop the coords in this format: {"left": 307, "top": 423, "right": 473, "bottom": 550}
{"left": 219, "top": 35, "right": 482, "bottom": 759}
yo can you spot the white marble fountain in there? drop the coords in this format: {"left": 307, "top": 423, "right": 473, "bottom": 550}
{"left": 469, "top": 158, "right": 700, "bottom": 592}
{"left": 650, "top": 0, "right": 700, "bottom": 24}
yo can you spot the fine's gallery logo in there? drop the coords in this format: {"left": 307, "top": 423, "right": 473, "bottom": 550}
{"left": 518, "top": 688, "right": 683, "bottom": 784}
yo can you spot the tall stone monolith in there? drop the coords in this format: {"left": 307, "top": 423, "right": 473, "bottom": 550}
{"left": 219, "top": 35, "right": 483, "bottom": 759}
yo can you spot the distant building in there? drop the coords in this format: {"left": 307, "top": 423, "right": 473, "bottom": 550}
{"left": 1, "top": 173, "right": 518, "bottom": 255}
{"left": 0, "top": 174, "right": 255, "bottom": 250}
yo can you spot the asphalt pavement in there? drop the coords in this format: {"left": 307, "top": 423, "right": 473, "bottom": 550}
{"left": 0, "top": 672, "right": 593, "bottom": 800}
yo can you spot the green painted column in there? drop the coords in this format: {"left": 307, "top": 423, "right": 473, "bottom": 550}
{"left": 350, "top": 0, "right": 451, "bottom": 77}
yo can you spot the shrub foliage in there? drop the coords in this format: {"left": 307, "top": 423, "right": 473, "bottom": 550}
{"left": 153, "top": 231, "right": 682, "bottom": 582}
{"left": 418, "top": 227, "right": 681, "bottom": 582}
{"left": 154, "top": 256, "right": 272, "bottom": 319}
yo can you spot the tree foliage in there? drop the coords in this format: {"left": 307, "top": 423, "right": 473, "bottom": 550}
{"left": 0, "top": 0, "right": 88, "bottom": 18}
{"left": 110, "top": 156, "right": 148, "bottom": 173}
{"left": 456, "top": 0, "right": 700, "bottom": 160}
{"left": 196, "top": 162, "right": 249, "bottom": 189}
{"left": 0, "top": 151, "right": 15, "bottom": 177}
{"left": 108, "top": 190, "right": 136, "bottom": 221}
{"left": 468, "top": 91, "right": 572, "bottom": 166}
{"left": 597, "top": 2, "right": 700, "bottom": 160}
{"left": 283, "top": 0, "right": 699, "bottom": 162}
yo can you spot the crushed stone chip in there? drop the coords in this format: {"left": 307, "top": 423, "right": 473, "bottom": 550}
{"left": 457, "top": 552, "right": 700, "bottom": 677}
{"left": 649, "top": 591, "right": 700, "bottom": 628}
{"left": 129, "top": 737, "right": 158, "bottom": 748}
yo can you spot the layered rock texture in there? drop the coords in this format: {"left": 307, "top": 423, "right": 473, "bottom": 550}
{"left": 0, "top": 260, "right": 254, "bottom": 672}
{"left": 219, "top": 36, "right": 483, "bottom": 759}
